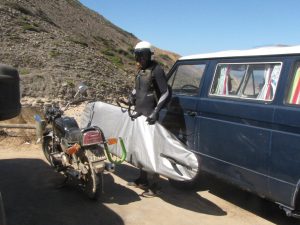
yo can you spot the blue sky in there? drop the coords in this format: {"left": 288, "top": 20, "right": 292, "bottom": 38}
{"left": 79, "top": 0, "right": 300, "bottom": 56}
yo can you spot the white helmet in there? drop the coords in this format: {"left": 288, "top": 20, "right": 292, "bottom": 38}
{"left": 134, "top": 41, "right": 154, "bottom": 61}
{"left": 134, "top": 41, "right": 154, "bottom": 54}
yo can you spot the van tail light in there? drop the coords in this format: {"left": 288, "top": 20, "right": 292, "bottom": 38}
{"left": 82, "top": 130, "right": 103, "bottom": 146}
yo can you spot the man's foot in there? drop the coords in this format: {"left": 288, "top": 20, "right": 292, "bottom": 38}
{"left": 127, "top": 178, "right": 148, "bottom": 189}
{"left": 141, "top": 189, "right": 157, "bottom": 198}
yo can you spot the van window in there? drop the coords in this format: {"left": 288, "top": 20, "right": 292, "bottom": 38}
{"left": 243, "top": 64, "right": 266, "bottom": 98}
{"left": 210, "top": 63, "right": 282, "bottom": 101}
{"left": 168, "top": 63, "right": 206, "bottom": 96}
{"left": 287, "top": 62, "right": 300, "bottom": 105}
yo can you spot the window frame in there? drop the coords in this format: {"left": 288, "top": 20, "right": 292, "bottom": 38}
{"left": 208, "top": 61, "right": 283, "bottom": 102}
{"left": 167, "top": 61, "right": 207, "bottom": 97}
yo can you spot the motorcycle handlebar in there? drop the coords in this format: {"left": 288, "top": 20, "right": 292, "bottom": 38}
{"left": 116, "top": 99, "right": 136, "bottom": 119}
{"left": 44, "top": 106, "right": 63, "bottom": 122}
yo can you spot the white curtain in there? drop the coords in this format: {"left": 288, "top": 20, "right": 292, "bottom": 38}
{"left": 215, "top": 65, "right": 229, "bottom": 95}
{"left": 257, "top": 65, "right": 280, "bottom": 100}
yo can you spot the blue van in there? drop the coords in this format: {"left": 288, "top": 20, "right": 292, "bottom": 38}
{"left": 159, "top": 46, "right": 300, "bottom": 218}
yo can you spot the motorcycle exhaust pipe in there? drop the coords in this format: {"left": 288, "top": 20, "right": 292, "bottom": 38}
{"left": 50, "top": 152, "right": 70, "bottom": 167}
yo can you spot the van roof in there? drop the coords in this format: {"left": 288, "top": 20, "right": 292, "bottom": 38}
{"left": 179, "top": 45, "right": 300, "bottom": 60}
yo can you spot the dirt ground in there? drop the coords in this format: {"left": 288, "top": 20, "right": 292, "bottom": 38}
{"left": 0, "top": 107, "right": 299, "bottom": 225}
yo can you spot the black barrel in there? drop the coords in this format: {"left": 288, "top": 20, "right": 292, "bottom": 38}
{"left": 0, "top": 64, "right": 21, "bottom": 121}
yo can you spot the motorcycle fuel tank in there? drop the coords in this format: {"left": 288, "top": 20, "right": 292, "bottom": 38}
{"left": 53, "top": 117, "right": 79, "bottom": 138}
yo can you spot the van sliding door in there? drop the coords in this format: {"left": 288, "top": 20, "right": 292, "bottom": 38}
{"left": 271, "top": 60, "right": 300, "bottom": 207}
{"left": 197, "top": 60, "right": 282, "bottom": 198}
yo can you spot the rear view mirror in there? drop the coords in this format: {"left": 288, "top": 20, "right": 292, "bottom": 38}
{"left": 73, "top": 82, "right": 89, "bottom": 99}
{"left": 78, "top": 83, "right": 88, "bottom": 95}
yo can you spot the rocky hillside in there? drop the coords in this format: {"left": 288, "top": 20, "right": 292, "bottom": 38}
{"left": 0, "top": 0, "right": 179, "bottom": 105}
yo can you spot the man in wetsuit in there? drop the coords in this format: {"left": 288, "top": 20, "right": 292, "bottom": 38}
{"left": 127, "top": 41, "right": 170, "bottom": 197}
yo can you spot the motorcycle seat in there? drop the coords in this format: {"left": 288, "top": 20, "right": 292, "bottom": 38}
{"left": 65, "top": 128, "right": 82, "bottom": 143}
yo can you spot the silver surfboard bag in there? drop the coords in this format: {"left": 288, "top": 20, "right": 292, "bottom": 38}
{"left": 80, "top": 102, "right": 199, "bottom": 181}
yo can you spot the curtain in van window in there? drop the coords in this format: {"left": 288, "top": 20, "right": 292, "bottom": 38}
{"left": 287, "top": 66, "right": 300, "bottom": 104}
{"left": 257, "top": 64, "right": 280, "bottom": 100}
{"left": 270, "top": 65, "right": 281, "bottom": 98}
{"left": 215, "top": 65, "right": 230, "bottom": 95}
{"left": 257, "top": 65, "right": 272, "bottom": 100}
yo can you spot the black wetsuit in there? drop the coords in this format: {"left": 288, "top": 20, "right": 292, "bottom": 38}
{"left": 133, "top": 61, "right": 169, "bottom": 117}
{"left": 130, "top": 61, "right": 170, "bottom": 192}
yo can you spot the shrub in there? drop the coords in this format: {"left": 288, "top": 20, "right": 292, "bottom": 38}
{"left": 49, "top": 50, "right": 60, "bottom": 58}
{"left": 22, "top": 23, "right": 40, "bottom": 32}
{"left": 19, "top": 20, "right": 47, "bottom": 33}
{"left": 117, "top": 48, "right": 129, "bottom": 56}
{"left": 19, "top": 68, "right": 30, "bottom": 75}
{"left": 94, "top": 36, "right": 111, "bottom": 47}
{"left": 110, "top": 56, "right": 123, "bottom": 67}
{"left": 159, "top": 54, "right": 172, "bottom": 61}
{"left": 102, "top": 49, "right": 115, "bottom": 57}
{"left": 66, "top": 80, "right": 75, "bottom": 88}
{"left": 127, "top": 46, "right": 134, "bottom": 54}
{"left": 66, "top": 37, "right": 88, "bottom": 47}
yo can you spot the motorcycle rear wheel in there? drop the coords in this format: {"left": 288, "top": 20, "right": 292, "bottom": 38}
{"left": 81, "top": 158, "right": 102, "bottom": 200}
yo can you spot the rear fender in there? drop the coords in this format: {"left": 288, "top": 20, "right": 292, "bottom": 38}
{"left": 84, "top": 148, "right": 106, "bottom": 173}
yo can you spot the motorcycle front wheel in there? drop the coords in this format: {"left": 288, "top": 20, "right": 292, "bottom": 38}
{"left": 42, "top": 136, "right": 55, "bottom": 166}
{"left": 81, "top": 157, "right": 103, "bottom": 200}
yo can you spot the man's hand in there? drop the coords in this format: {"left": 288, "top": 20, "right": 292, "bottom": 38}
{"left": 117, "top": 94, "right": 135, "bottom": 107}
{"left": 146, "top": 111, "right": 158, "bottom": 125}
{"left": 117, "top": 96, "right": 128, "bottom": 105}
{"left": 128, "top": 93, "right": 136, "bottom": 106}
{"left": 131, "top": 112, "right": 142, "bottom": 119}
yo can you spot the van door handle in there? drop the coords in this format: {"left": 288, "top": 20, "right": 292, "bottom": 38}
{"left": 186, "top": 111, "right": 197, "bottom": 116}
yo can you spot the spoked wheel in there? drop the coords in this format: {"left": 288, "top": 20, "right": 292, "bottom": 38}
{"left": 81, "top": 160, "right": 102, "bottom": 200}
{"left": 42, "top": 136, "right": 55, "bottom": 166}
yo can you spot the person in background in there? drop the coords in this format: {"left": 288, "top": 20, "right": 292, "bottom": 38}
{"left": 127, "top": 41, "right": 170, "bottom": 197}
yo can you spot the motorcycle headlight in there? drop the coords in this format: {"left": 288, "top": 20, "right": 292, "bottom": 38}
{"left": 82, "top": 130, "right": 103, "bottom": 146}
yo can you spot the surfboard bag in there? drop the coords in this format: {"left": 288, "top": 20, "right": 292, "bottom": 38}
{"left": 0, "top": 64, "right": 21, "bottom": 121}
{"left": 80, "top": 101, "right": 199, "bottom": 181}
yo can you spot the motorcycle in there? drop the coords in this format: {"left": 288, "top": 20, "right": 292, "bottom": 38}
{"left": 36, "top": 83, "right": 127, "bottom": 199}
